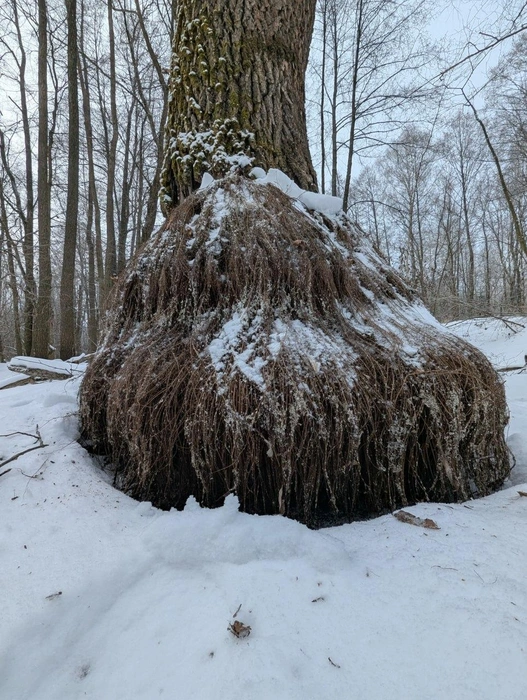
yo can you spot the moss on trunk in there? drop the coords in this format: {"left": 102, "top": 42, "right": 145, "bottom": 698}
{"left": 160, "top": 0, "right": 317, "bottom": 212}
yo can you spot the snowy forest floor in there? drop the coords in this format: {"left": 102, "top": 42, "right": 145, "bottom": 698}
{"left": 0, "top": 318, "right": 526, "bottom": 700}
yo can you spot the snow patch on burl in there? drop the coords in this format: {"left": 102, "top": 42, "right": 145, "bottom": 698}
{"left": 250, "top": 167, "right": 343, "bottom": 215}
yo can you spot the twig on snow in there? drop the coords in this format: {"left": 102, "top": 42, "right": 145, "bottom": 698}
{"left": 0, "top": 425, "right": 48, "bottom": 471}
{"left": 0, "top": 444, "right": 49, "bottom": 470}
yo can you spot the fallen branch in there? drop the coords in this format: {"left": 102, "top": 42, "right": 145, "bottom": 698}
{"left": 0, "top": 431, "right": 44, "bottom": 442}
{"left": 0, "top": 378, "right": 34, "bottom": 391}
{"left": 0, "top": 468, "right": 12, "bottom": 478}
{"left": 0, "top": 425, "right": 48, "bottom": 470}
{"left": 0, "top": 443, "right": 49, "bottom": 470}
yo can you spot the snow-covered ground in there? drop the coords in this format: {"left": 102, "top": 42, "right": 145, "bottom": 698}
{"left": 1, "top": 319, "right": 526, "bottom": 700}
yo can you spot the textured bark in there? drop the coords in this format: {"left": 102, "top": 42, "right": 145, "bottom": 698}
{"left": 59, "top": 0, "right": 80, "bottom": 360}
{"left": 160, "top": 0, "right": 317, "bottom": 211}
{"left": 11, "top": 0, "right": 36, "bottom": 355}
{"left": 33, "top": 0, "right": 53, "bottom": 358}
{"left": 102, "top": 0, "right": 119, "bottom": 300}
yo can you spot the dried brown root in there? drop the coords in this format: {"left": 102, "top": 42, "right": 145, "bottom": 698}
{"left": 79, "top": 174, "right": 510, "bottom": 526}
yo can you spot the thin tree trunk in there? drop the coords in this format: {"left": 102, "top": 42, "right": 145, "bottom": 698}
{"left": 33, "top": 0, "right": 52, "bottom": 358}
{"left": 464, "top": 93, "right": 527, "bottom": 258}
{"left": 78, "top": 2, "right": 104, "bottom": 299}
{"left": 330, "top": 1, "right": 338, "bottom": 197}
{"left": 319, "top": 1, "right": 327, "bottom": 195}
{"left": 320, "top": 4, "right": 327, "bottom": 194}
{"left": 0, "top": 180, "right": 23, "bottom": 355}
{"left": 12, "top": 0, "right": 36, "bottom": 355}
{"left": 103, "top": 0, "right": 119, "bottom": 300}
{"left": 117, "top": 104, "right": 134, "bottom": 272}
{"left": 160, "top": 0, "right": 317, "bottom": 210}
{"left": 342, "top": 0, "right": 364, "bottom": 212}
{"left": 59, "top": 0, "right": 80, "bottom": 359}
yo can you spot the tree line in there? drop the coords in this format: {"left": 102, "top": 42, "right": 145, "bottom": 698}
{"left": 0, "top": 0, "right": 526, "bottom": 360}
{"left": 0, "top": 0, "right": 173, "bottom": 360}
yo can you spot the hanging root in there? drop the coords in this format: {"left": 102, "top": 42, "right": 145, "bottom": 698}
{"left": 80, "top": 174, "right": 510, "bottom": 526}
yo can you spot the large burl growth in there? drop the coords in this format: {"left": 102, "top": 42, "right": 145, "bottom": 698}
{"left": 79, "top": 0, "right": 511, "bottom": 525}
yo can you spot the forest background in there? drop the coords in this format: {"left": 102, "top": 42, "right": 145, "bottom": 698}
{"left": 1, "top": 0, "right": 526, "bottom": 360}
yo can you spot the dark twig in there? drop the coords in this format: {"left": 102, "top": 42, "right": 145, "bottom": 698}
{"left": 0, "top": 425, "right": 48, "bottom": 470}
{"left": 0, "top": 444, "right": 49, "bottom": 470}
{"left": 0, "top": 431, "right": 43, "bottom": 442}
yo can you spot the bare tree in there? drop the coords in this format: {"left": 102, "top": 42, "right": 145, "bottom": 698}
{"left": 59, "top": 0, "right": 80, "bottom": 359}
{"left": 33, "top": 0, "right": 53, "bottom": 358}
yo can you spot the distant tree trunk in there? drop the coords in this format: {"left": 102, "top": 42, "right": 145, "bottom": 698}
{"left": 160, "top": 0, "right": 317, "bottom": 211}
{"left": 33, "top": 0, "right": 53, "bottom": 358}
{"left": 330, "top": 0, "right": 339, "bottom": 197}
{"left": 117, "top": 104, "right": 134, "bottom": 273}
{"left": 59, "top": 0, "right": 80, "bottom": 360}
{"left": 79, "top": 0, "right": 103, "bottom": 331}
{"left": 342, "top": 0, "right": 363, "bottom": 212}
{"left": 0, "top": 178, "right": 23, "bottom": 355}
{"left": 11, "top": 0, "right": 36, "bottom": 355}
{"left": 319, "top": 0, "right": 327, "bottom": 195}
{"left": 131, "top": 0, "right": 172, "bottom": 243}
{"left": 102, "top": 0, "right": 119, "bottom": 300}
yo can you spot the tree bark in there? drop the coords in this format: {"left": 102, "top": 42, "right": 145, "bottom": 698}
{"left": 59, "top": 0, "right": 80, "bottom": 360}
{"left": 0, "top": 178, "right": 23, "bottom": 355}
{"left": 160, "top": 0, "right": 317, "bottom": 211}
{"left": 79, "top": 0, "right": 104, "bottom": 312}
{"left": 33, "top": 0, "right": 53, "bottom": 358}
{"left": 11, "top": 0, "right": 36, "bottom": 355}
{"left": 102, "top": 0, "right": 119, "bottom": 301}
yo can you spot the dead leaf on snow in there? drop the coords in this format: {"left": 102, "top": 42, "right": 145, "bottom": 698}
{"left": 393, "top": 510, "right": 440, "bottom": 530}
{"left": 518, "top": 491, "right": 527, "bottom": 497}
{"left": 228, "top": 620, "right": 251, "bottom": 638}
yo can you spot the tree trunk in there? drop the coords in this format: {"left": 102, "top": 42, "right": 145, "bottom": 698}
{"left": 11, "top": 0, "right": 36, "bottom": 355}
{"left": 0, "top": 179, "right": 23, "bottom": 355}
{"left": 117, "top": 104, "right": 134, "bottom": 273}
{"left": 319, "top": 0, "right": 327, "bottom": 195}
{"left": 33, "top": 0, "right": 53, "bottom": 358}
{"left": 160, "top": 0, "right": 317, "bottom": 211}
{"left": 79, "top": 0, "right": 104, "bottom": 319}
{"left": 102, "top": 0, "right": 119, "bottom": 301}
{"left": 59, "top": 0, "right": 80, "bottom": 360}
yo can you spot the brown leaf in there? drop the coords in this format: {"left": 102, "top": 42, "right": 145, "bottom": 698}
{"left": 422, "top": 518, "right": 440, "bottom": 530}
{"left": 518, "top": 491, "right": 527, "bottom": 497}
{"left": 393, "top": 510, "right": 440, "bottom": 530}
{"left": 393, "top": 510, "right": 417, "bottom": 525}
{"left": 228, "top": 620, "right": 251, "bottom": 639}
